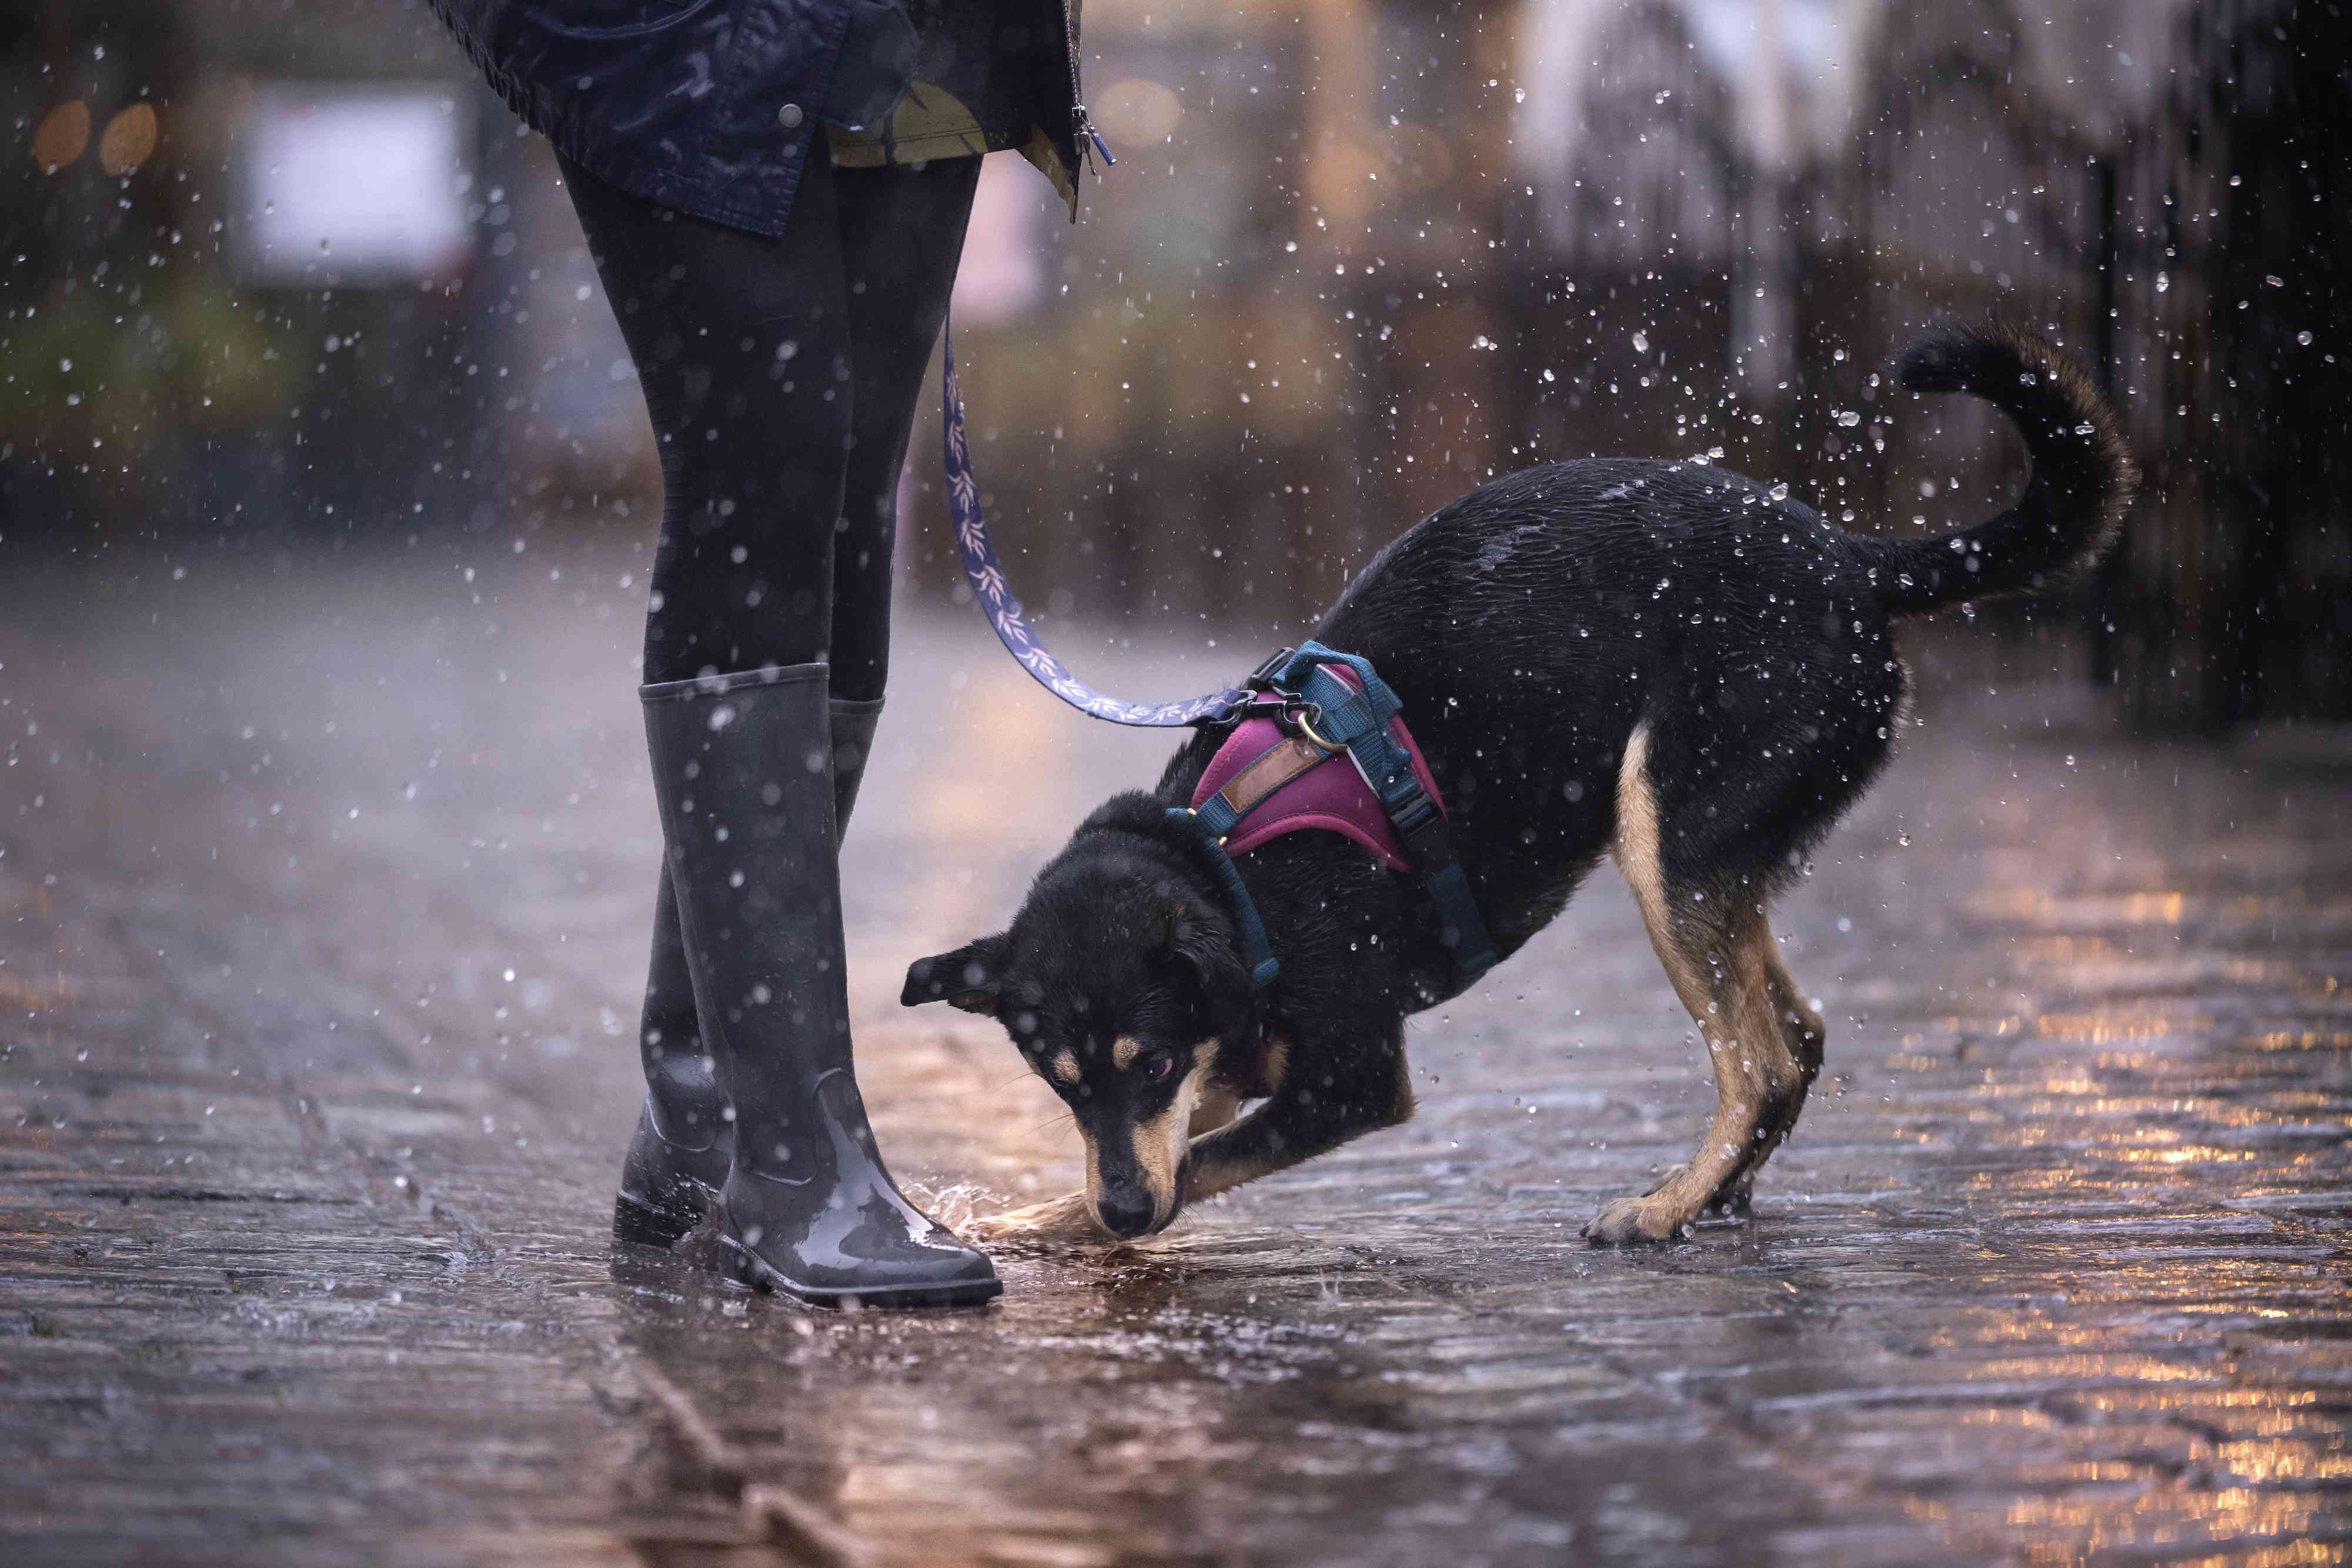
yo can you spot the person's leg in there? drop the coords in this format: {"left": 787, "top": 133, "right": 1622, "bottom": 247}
{"left": 570, "top": 153, "right": 910, "bottom": 832}
{"left": 563, "top": 152, "right": 851, "bottom": 681}
{"left": 564, "top": 151, "right": 848, "bottom": 1243}
{"left": 568, "top": 153, "right": 995, "bottom": 1302}
{"left": 826, "top": 156, "right": 984, "bottom": 703}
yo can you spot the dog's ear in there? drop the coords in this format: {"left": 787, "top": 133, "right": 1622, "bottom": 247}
{"left": 901, "top": 935, "right": 1009, "bottom": 1014}
{"left": 1158, "top": 898, "right": 1265, "bottom": 1069}
{"left": 1155, "top": 898, "right": 1254, "bottom": 1006}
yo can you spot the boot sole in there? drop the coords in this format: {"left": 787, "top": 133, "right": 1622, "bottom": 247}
{"left": 612, "top": 1186, "right": 710, "bottom": 1251}
{"left": 717, "top": 1235, "right": 1003, "bottom": 1309}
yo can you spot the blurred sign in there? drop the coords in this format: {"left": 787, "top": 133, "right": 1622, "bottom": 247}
{"left": 236, "top": 84, "right": 470, "bottom": 285}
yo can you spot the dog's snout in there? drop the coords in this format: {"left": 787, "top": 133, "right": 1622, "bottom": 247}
{"left": 1094, "top": 1183, "right": 1157, "bottom": 1239}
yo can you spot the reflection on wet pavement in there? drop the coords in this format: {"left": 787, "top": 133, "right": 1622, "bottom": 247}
{"left": 2, "top": 546, "right": 2346, "bottom": 1566}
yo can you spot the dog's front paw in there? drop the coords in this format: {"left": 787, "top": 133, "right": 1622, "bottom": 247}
{"left": 1582, "top": 1193, "right": 1693, "bottom": 1247}
{"left": 966, "top": 1192, "right": 1108, "bottom": 1246}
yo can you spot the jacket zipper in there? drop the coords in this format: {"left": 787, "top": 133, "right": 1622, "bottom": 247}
{"left": 1073, "top": 103, "right": 1114, "bottom": 170}
{"left": 1063, "top": 1, "right": 1112, "bottom": 172}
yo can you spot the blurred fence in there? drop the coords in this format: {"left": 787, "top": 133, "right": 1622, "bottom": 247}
{"left": 2, "top": 0, "right": 2344, "bottom": 726}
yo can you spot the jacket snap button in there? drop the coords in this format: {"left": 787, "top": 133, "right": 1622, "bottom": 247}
{"left": 777, "top": 103, "right": 804, "bottom": 129}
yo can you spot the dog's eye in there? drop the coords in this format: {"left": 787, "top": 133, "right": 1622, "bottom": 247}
{"left": 1144, "top": 1052, "right": 1176, "bottom": 1083}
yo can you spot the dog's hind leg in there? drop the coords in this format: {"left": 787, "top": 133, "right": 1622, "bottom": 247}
{"left": 1586, "top": 725, "right": 1816, "bottom": 1245}
{"left": 1700, "top": 942, "right": 1826, "bottom": 1216}
{"left": 1746, "top": 945, "right": 1827, "bottom": 1193}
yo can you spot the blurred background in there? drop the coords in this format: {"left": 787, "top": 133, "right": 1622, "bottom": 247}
{"left": 4, "top": 0, "right": 2345, "bottom": 727}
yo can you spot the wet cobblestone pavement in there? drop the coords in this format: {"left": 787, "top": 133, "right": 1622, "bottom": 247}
{"left": 4, "top": 546, "right": 2348, "bottom": 1566}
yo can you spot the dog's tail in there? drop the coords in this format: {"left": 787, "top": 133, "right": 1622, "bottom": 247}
{"left": 1847, "top": 323, "right": 2136, "bottom": 615}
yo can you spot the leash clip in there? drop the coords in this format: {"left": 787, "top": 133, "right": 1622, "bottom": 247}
{"left": 1245, "top": 646, "right": 1298, "bottom": 693}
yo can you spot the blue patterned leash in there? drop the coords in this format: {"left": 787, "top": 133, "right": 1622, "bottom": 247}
{"left": 937, "top": 338, "right": 1498, "bottom": 992}
{"left": 940, "top": 326, "right": 1254, "bottom": 728}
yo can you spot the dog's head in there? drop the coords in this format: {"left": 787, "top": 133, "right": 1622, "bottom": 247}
{"left": 901, "top": 794, "right": 1259, "bottom": 1239}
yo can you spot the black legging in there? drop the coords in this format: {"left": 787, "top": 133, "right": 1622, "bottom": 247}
{"left": 563, "top": 149, "right": 982, "bottom": 697}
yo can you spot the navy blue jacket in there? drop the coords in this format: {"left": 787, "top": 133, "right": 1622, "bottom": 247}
{"left": 429, "top": 0, "right": 1081, "bottom": 238}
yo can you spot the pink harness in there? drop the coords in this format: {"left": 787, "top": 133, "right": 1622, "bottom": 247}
{"left": 1188, "top": 667, "right": 1448, "bottom": 872}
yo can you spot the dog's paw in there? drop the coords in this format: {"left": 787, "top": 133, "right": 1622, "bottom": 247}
{"left": 965, "top": 1192, "right": 1108, "bottom": 1246}
{"left": 1633, "top": 1166, "right": 1750, "bottom": 1222}
{"left": 1704, "top": 1181, "right": 1753, "bottom": 1220}
{"left": 1581, "top": 1194, "right": 1693, "bottom": 1247}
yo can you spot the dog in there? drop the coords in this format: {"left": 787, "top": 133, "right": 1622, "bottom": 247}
{"left": 903, "top": 323, "right": 2134, "bottom": 1247}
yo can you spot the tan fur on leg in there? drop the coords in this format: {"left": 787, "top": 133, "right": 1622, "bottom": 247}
{"left": 1187, "top": 1084, "right": 1242, "bottom": 1139}
{"left": 1739, "top": 941, "right": 1825, "bottom": 1177}
{"left": 1589, "top": 725, "right": 1813, "bottom": 1245}
{"left": 1185, "top": 1044, "right": 1412, "bottom": 1206}
{"left": 1181, "top": 1104, "right": 1288, "bottom": 1204}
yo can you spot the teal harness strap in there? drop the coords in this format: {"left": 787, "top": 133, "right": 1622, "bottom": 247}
{"left": 1166, "top": 808, "right": 1282, "bottom": 989}
{"left": 1267, "top": 643, "right": 1498, "bottom": 989}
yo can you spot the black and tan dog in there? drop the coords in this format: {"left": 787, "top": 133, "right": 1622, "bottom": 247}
{"left": 905, "top": 324, "right": 2134, "bottom": 1246}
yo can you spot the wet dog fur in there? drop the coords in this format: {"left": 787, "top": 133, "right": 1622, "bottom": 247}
{"left": 904, "top": 324, "right": 2135, "bottom": 1247}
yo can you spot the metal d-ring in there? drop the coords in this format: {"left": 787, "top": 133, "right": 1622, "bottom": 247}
{"left": 1288, "top": 700, "right": 1344, "bottom": 753}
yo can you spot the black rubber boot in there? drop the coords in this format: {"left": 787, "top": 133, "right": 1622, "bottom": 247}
{"left": 828, "top": 694, "right": 885, "bottom": 830}
{"left": 643, "top": 666, "right": 998, "bottom": 1307}
{"left": 611, "top": 864, "right": 730, "bottom": 1247}
{"left": 613, "top": 696, "right": 891, "bottom": 1249}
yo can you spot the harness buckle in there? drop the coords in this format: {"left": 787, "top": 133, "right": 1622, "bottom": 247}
{"left": 1388, "top": 792, "right": 1438, "bottom": 835}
